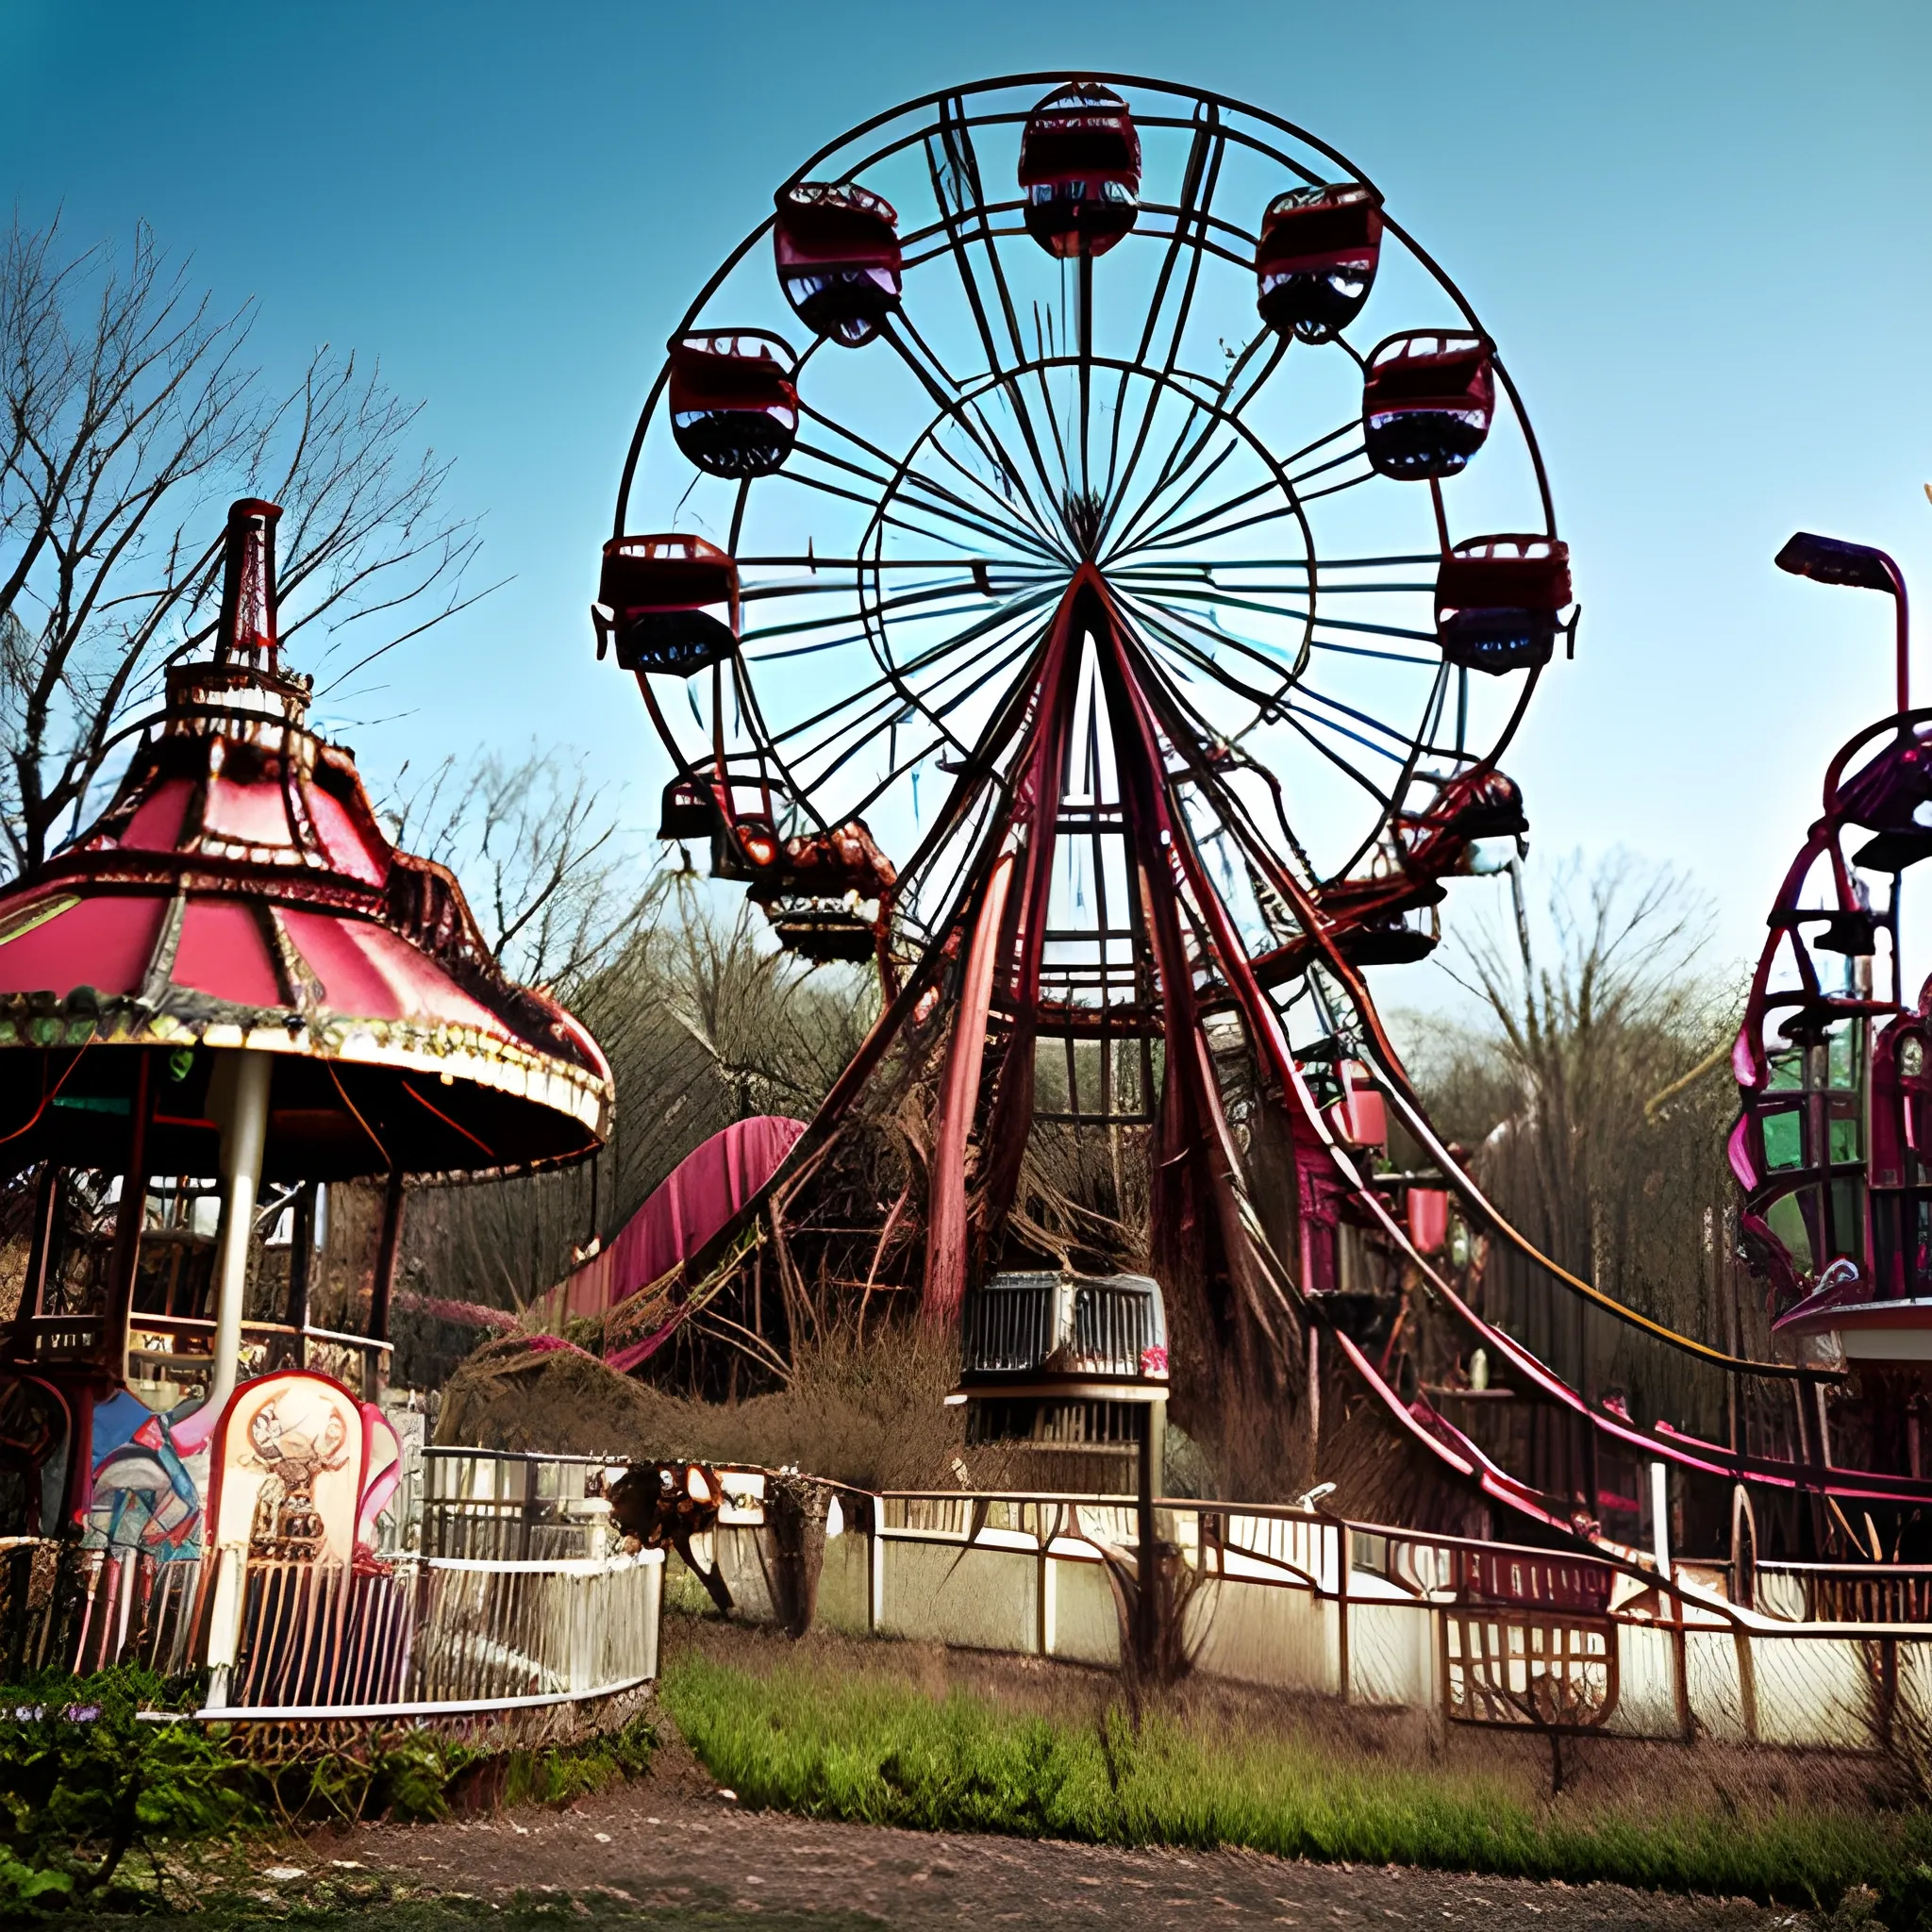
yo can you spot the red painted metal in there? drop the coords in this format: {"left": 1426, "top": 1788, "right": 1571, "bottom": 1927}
{"left": 1256, "top": 182, "right": 1382, "bottom": 337}
{"left": 667, "top": 331, "right": 799, "bottom": 479}
{"left": 773, "top": 183, "right": 902, "bottom": 346}
{"left": 1018, "top": 81, "right": 1141, "bottom": 258}
{"left": 1363, "top": 332, "right": 1495, "bottom": 480}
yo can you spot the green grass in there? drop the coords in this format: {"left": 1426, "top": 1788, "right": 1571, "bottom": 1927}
{"left": 659, "top": 1652, "right": 1932, "bottom": 1922}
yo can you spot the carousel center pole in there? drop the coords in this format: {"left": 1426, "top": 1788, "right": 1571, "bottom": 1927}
{"left": 206, "top": 1051, "right": 272, "bottom": 1417}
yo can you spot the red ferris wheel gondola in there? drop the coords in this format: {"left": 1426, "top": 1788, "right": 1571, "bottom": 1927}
{"left": 1436, "top": 535, "right": 1574, "bottom": 675}
{"left": 593, "top": 534, "right": 740, "bottom": 675}
{"left": 773, "top": 183, "right": 902, "bottom": 346}
{"left": 1256, "top": 182, "right": 1383, "bottom": 338}
{"left": 1017, "top": 80, "right": 1141, "bottom": 259}
{"left": 668, "top": 331, "right": 799, "bottom": 478}
{"left": 1362, "top": 332, "right": 1495, "bottom": 479}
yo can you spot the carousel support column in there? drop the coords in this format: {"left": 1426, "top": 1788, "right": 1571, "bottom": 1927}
{"left": 366, "top": 1164, "right": 405, "bottom": 1401}
{"left": 105, "top": 1050, "right": 155, "bottom": 1358}
{"left": 206, "top": 1052, "right": 273, "bottom": 1421}
{"left": 286, "top": 1184, "right": 315, "bottom": 1372}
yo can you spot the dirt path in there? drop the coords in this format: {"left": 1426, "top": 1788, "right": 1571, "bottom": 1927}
{"left": 270, "top": 1724, "right": 1785, "bottom": 1930}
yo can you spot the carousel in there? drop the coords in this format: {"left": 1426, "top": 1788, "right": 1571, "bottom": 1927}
{"left": 0, "top": 497, "right": 611, "bottom": 1582}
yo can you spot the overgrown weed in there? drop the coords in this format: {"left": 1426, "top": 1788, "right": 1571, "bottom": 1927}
{"left": 658, "top": 1635, "right": 1932, "bottom": 1925}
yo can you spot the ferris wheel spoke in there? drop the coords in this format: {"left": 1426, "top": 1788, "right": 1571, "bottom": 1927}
{"left": 1291, "top": 679, "right": 1430, "bottom": 754}
{"left": 918, "top": 104, "right": 1073, "bottom": 521}
{"left": 1098, "top": 108, "right": 1225, "bottom": 524}
{"left": 882, "top": 313, "right": 1066, "bottom": 545}
{"left": 831, "top": 624, "right": 1049, "bottom": 804}
{"left": 741, "top": 588, "right": 1036, "bottom": 655}
{"left": 1140, "top": 580, "right": 1437, "bottom": 651}
{"left": 795, "top": 395, "right": 1060, "bottom": 555}
{"left": 1104, "top": 431, "right": 1239, "bottom": 560}
{"left": 1275, "top": 710, "right": 1397, "bottom": 809}
{"left": 789, "top": 430, "right": 1059, "bottom": 563}
{"left": 1111, "top": 329, "right": 1288, "bottom": 559}
{"left": 779, "top": 438, "right": 1063, "bottom": 567}
{"left": 1126, "top": 473, "right": 1288, "bottom": 557}
{"left": 1118, "top": 592, "right": 1294, "bottom": 709}
{"left": 1101, "top": 323, "right": 1280, "bottom": 561}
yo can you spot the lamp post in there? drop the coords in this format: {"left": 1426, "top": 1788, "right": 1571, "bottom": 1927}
{"left": 1775, "top": 530, "right": 1910, "bottom": 717}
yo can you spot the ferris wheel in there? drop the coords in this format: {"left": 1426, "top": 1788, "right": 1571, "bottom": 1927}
{"left": 600, "top": 75, "right": 1571, "bottom": 976}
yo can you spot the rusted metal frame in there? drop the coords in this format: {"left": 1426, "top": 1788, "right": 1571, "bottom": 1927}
{"left": 868, "top": 625, "right": 1046, "bottom": 905}
{"left": 838, "top": 643, "right": 1051, "bottom": 824}
{"left": 945, "top": 353, "right": 1316, "bottom": 627}
{"left": 1127, "top": 469, "right": 1300, "bottom": 559}
{"left": 1116, "top": 568, "right": 1435, "bottom": 601}
{"left": 896, "top": 193, "right": 1262, "bottom": 263}
{"left": 1110, "top": 592, "right": 1289, "bottom": 720}
{"left": 1103, "top": 329, "right": 1294, "bottom": 573}
{"left": 1110, "top": 594, "right": 1417, "bottom": 844}
{"left": 919, "top": 101, "right": 1068, "bottom": 531}
{"left": 1017, "top": 292, "right": 1076, "bottom": 508}
{"left": 928, "top": 591, "right": 1092, "bottom": 1314}
{"left": 1099, "top": 414, "right": 1237, "bottom": 565}
{"left": 1093, "top": 104, "right": 1225, "bottom": 545}
{"left": 843, "top": 433, "right": 1069, "bottom": 772}
{"left": 757, "top": 608, "right": 1016, "bottom": 752}
{"left": 738, "top": 569, "right": 1046, "bottom": 628}
{"left": 772, "top": 594, "right": 1058, "bottom": 788}
{"left": 1091, "top": 604, "right": 1273, "bottom": 1354}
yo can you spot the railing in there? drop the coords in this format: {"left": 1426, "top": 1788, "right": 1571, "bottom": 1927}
{"left": 1, "top": 1535, "right": 661, "bottom": 1720}
{"left": 1757, "top": 1561, "right": 1932, "bottom": 1625}
{"left": 688, "top": 1480, "right": 1932, "bottom": 1755}
{"left": 207, "top": 1548, "right": 661, "bottom": 1716}
{"left": 419, "top": 1447, "right": 625, "bottom": 1562}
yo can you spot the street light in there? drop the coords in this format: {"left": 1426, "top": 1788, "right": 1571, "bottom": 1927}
{"left": 1775, "top": 531, "right": 1911, "bottom": 715}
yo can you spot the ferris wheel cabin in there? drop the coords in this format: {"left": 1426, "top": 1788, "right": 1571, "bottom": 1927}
{"left": 668, "top": 331, "right": 800, "bottom": 478}
{"left": 747, "top": 820, "right": 896, "bottom": 965}
{"left": 773, "top": 183, "right": 902, "bottom": 346}
{"left": 1017, "top": 81, "right": 1141, "bottom": 259}
{"left": 1362, "top": 332, "right": 1495, "bottom": 479}
{"left": 1435, "top": 536, "right": 1574, "bottom": 675}
{"left": 593, "top": 535, "right": 740, "bottom": 675}
{"left": 1256, "top": 182, "right": 1384, "bottom": 337}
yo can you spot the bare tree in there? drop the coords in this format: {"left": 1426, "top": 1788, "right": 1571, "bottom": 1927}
{"left": 0, "top": 213, "right": 486, "bottom": 874}
{"left": 1407, "top": 849, "right": 1743, "bottom": 1428}
{"left": 391, "top": 742, "right": 659, "bottom": 994}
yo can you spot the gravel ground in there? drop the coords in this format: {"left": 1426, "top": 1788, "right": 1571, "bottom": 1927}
{"left": 260, "top": 1724, "right": 1795, "bottom": 1931}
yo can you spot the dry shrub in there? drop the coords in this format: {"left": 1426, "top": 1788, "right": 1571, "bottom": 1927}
{"left": 436, "top": 1323, "right": 977, "bottom": 1491}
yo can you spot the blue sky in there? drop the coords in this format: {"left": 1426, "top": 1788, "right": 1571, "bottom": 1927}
{"left": 4, "top": 0, "right": 1929, "bottom": 999}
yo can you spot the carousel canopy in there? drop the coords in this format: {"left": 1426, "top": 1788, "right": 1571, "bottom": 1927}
{"left": 0, "top": 499, "right": 612, "bottom": 1181}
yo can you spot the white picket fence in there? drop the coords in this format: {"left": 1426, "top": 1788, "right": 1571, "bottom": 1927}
{"left": 693, "top": 1489, "right": 1923, "bottom": 1752}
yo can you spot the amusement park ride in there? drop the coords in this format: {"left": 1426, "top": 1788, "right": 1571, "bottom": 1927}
{"left": 0, "top": 499, "right": 611, "bottom": 1560}
{"left": 597, "top": 73, "right": 1932, "bottom": 1576}
{"left": 4, "top": 70, "right": 1931, "bottom": 1607}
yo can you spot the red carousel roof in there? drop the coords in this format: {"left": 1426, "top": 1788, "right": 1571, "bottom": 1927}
{"left": 0, "top": 500, "right": 612, "bottom": 1180}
